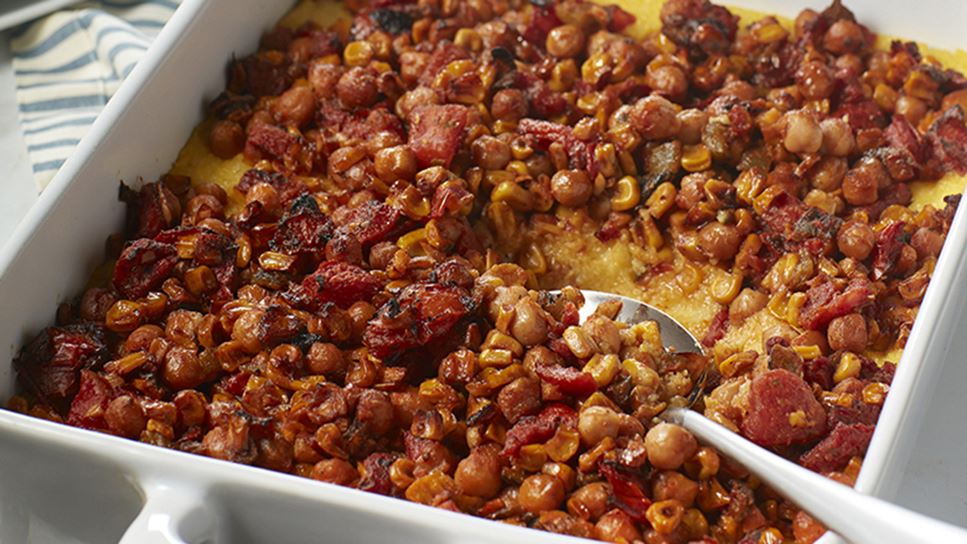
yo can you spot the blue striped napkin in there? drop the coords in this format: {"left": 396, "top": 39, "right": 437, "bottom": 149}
{"left": 11, "top": 0, "right": 180, "bottom": 189}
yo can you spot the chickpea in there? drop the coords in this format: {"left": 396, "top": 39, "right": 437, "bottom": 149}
{"left": 583, "top": 315, "right": 622, "bottom": 354}
{"left": 729, "top": 288, "right": 768, "bottom": 324}
{"left": 208, "top": 119, "right": 245, "bottom": 159}
{"left": 630, "top": 95, "right": 681, "bottom": 141}
{"left": 645, "top": 423, "right": 698, "bottom": 470}
{"left": 395, "top": 87, "right": 441, "bottom": 119}
{"left": 123, "top": 324, "right": 164, "bottom": 354}
{"left": 795, "top": 61, "right": 835, "bottom": 100}
{"left": 510, "top": 297, "right": 549, "bottom": 346}
{"left": 820, "top": 118, "right": 855, "bottom": 158}
{"left": 306, "top": 342, "right": 344, "bottom": 376}
{"left": 519, "top": 474, "right": 566, "bottom": 514}
{"left": 596, "top": 509, "right": 642, "bottom": 542}
{"left": 578, "top": 406, "right": 621, "bottom": 447}
{"left": 104, "top": 395, "right": 146, "bottom": 438}
{"left": 546, "top": 25, "right": 585, "bottom": 58}
{"left": 841, "top": 159, "right": 885, "bottom": 206}
{"left": 783, "top": 110, "right": 823, "bottom": 154}
{"left": 677, "top": 109, "right": 708, "bottom": 145}
{"left": 794, "top": 9, "right": 819, "bottom": 38}
{"left": 827, "top": 313, "right": 868, "bottom": 353}
{"left": 646, "top": 65, "right": 688, "bottom": 100}
{"left": 336, "top": 67, "right": 379, "bottom": 109}
{"left": 374, "top": 145, "right": 418, "bottom": 182}
{"left": 896, "top": 95, "right": 927, "bottom": 125}
{"left": 809, "top": 157, "right": 848, "bottom": 191}
{"left": 551, "top": 169, "right": 592, "bottom": 207}
{"left": 652, "top": 471, "right": 699, "bottom": 507}
{"left": 245, "top": 182, "right": 281, "bottom": 218}
{"left": 837, "top": 221, "right": 875, "bottom": 260}
{"left": 911, "top": 227, "right": 943, "bottom": 260}
{"left": 823, "top": 20, "right": 868, "bottom": 55}
{"left": 471, "top": 135, "right": 512, "bottom": 170}
{"left": 455, "top": 446, "right": 503, "bottom": 498}
{"left": 697, "top": 222, "right": 741, "bottom": 262}
{"left": 567, "top": 482, "right": 610, "bottom": 521}
{"left": 311, "top": 458, "right": 359, "bottom": 486}
{"left": 163, "top": 346, "right": 210, "bottom": 390}
{"left": 184, "top": 194, "right": 224, "bottom": 224}
{"left": 491, "top": 89, "right": 528, "bottom": 122}
{"left": 272, "top": 86, "right": 316, "bottom": 128}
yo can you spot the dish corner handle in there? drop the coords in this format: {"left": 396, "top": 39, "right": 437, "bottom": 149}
{"left": 120, "top": 479, "right": 217, "bottom": 544}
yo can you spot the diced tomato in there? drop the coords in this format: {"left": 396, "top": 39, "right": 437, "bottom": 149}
{"left": 270, "top": 194, "right": 333, "bottom": 255}
{"left": 798, "top": 277, "right": 873, "bottom": 331}
{"left": 112, "top": 238, "right": 179, "bottom": 299}
{"left": 534, "top": 364, "right": 597, "bottom": 398}
{"left": 870, "top": 221, "right": 907, "bottom": 280}
{"left": 301, "top": 261, "right": 383, "bottom": 309}
{"left": 15, "top": 324, "right": 108, "bottom": 410}
{"left": 599, "top": 461, "right": 651, "bottom": 522}
{"left": 407, "top": 104, "right": 470, "bottom": 168}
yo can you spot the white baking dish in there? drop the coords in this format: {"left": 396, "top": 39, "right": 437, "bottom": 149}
{"left": 0, "top": 0, "right": 966, "bottom": 542}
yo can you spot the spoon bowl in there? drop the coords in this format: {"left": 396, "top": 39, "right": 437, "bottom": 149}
{"left": 575, "top": 289, "right": 967, "bottom": 544}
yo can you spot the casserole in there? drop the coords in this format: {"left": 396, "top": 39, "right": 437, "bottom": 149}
{"left": 1, "top": 0, "right": 967, "bottom": 543}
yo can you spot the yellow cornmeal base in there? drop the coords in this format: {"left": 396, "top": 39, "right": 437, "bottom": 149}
{"left": 169, "top": 0, "right": 967, "bottom": 365}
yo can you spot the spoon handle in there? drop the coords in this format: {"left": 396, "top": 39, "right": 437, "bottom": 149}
{"left": 665, "top": 408, "right": 967, "bottom": 543}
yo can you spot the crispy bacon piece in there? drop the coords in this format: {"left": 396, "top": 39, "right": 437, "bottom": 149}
{"left": 871, "top": 221, "right": 907, "bottom": 280}
{"left": 247, "top": 123, "right": 314, "bottom": 173}
{"left": 701, "top": 307, "right": 729, "bottom": 348}
{"left": 363, "top": 283, "right": 477, "bottom": 359}
{"left": 799, "top": 423, "right": 874, "bottom": 473}
{"left": 66, "top": 370, "right": 115, "bottom": 431}
{"left": 741, "top": 369, "right": 827, "bottom": 447}
{"left": 300, "top": 261, "right": 384, "bottom": 309}
{"left": 599, "top": 461, "right": 652, "bottom": 522}
{"left": 112, "top": 238, "right": 179, "bottom": 299}
{"left": 824, "top": 377, "right": 882, "bottom": 428}
{"left": 229, "top": 54, "right": 293, "bottom": 98}
{"left": 501, "top": 403, "right": 577, "bottom": 458}
{"left": 660, "top": 0, "right": 738, "bottom": 59}
{"left": 15, "top": 324, "right": 108, "bottom": 411}
{"left": 802, "top": 356, "right": 835, "bottom": 390}
{"left": 418, "top": 43, "right": 470, "bottom": 87}
{"left": 512, "top": 72, "right": 569, "bottom": 118}
{"left": 270, "top": 194, "right": 333, "bottom": 256}
{"left": 534, "top": 364, "right": 597, "bottom": 397}
{"left": 798, "top": 276, "right": 873, "bottom": 331}
{"left": 407, "top": 104, "right": 470, "bottom": 168}
{"left": 884, "top": 115, "right": 925, "bottom": 165}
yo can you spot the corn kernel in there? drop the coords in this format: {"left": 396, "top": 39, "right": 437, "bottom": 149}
{"left": 510, "top": 139, "right": 533, "bottom": 160}
{"left": 834, "top": 352, "right": 862, "bottom": 383}
{"left": 646, "top": 182, "right": 677, "bottom": 218}
{"left": 454, "top": 28, "right": 482, "bottom": 52}
{"left": 491, "top": 181, "right": 534, "bottom": 211}
{"left": 105, "top": 351, "right": 149, "bottom": 375}
{"left": 903, "top": 69, "right": 939, "bottom": 101}
{"left": 717, "top": 351, "right": 757, "bottom": 378}
{"left": 492, "top": 120, "right": 517, "bottom": 134}
{"left": 544, "top": 426, "right": 580, "bottom": 462}
{"left": 647, "top": 500, "right": 684, "bottom": 535}
{"left": 478, "top": 348, "right": 514, "bottom": 368}
{"left": 676, "top": 262, "right": 705, "bottom": 295}
{"left": 481, "top": 330, "right": 524, "bottom": 356}
{"left": 506, "top": 160, "right": 529, "bottom": 177}
{"left": 862, "top": 382, "right": 890, "bottom": 404}
{"left": 549, "top": 59, "right": 578, "bottom": 92}
{"left": 681, "top": 144, "right": 712, "bottom": 172}
{"left": 752, "top": 22, "right": 787, "bottom": 44}
{"left": 583, "top": 354, "right": 620, "bottom": 387}
{"left": 581, "top": 53, "right": 612, "bottom": 86}
{"left": 611, "top": 176, "right": 641, "bottom": 211}
{"left": 792, "top": 344, "right": 822, "bottom": 360}
{"left": 622, "top": 358, "right": 660, "bottom": 391}
{"left": 518, "top": 444, "right": 548, "bottom": 471}
{"left": 563, "top": 326, "right": 595, "bottom": 359}
{"left": 258, "top": 251, "right": 296, "bottom": 272}
{"left": 397, "top": 228, "right": 427, "bottom": 253}
{"left": 343, "top": 41, "right": 374, "bottom": 66}
{"left": 711, "top": 271, "right": 742, "bottom": 304}
{"left": 519, "top": 244, "right": 548, "bottom": 275}
{"left": 873, "top": 83, "right": 898, "bottom": 112}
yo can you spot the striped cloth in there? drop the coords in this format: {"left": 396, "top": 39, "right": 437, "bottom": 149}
{"left": 11, "top": 0, "right": 180, "bottom": 189}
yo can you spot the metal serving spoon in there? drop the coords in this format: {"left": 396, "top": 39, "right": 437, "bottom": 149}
{"left": 575, "top": 289, "right": 967, "bottom": 544}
